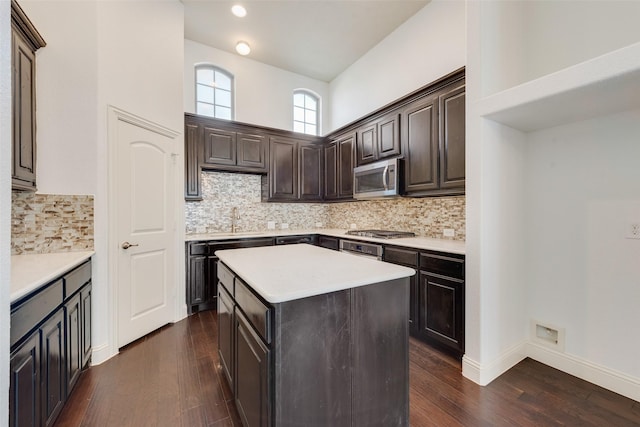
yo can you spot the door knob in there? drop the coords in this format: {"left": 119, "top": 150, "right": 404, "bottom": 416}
{"left": 121, "top": 241, "right": 139, "bottom": 250}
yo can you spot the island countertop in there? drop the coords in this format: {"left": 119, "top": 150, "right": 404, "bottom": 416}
{"left": 215, "top": 243, "right": 415, "bottom": 304}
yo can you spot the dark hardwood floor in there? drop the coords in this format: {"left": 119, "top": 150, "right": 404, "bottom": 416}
{"left": 54, "top": 311, "right": 640, "bottom": 427}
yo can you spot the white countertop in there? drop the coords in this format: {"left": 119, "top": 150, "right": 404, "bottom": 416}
{"left": 216, "top": 244, "right": 415, "bottom": 303}
{"left": 187, "top": 228, "right": 466, "bottom": 255}
{"left": 11, "top": 251, "right": 94, "bottom": 303}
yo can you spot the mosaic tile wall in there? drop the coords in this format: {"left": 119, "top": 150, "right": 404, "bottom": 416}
{"left": 11, "top": 193, "right": 94, "bottom": 255}
{"left": 185, "top": 171, "right": 465, "bottom": 240}
{"left": 185, "top": 172, "right": 328, "bottom": 233}
{"left": 326, "top": 196, "right": 465, "bottom": 240}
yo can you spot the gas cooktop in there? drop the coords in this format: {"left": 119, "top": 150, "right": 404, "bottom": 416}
{"left": 345, "top": 229, "right": 416, "bottom": 239}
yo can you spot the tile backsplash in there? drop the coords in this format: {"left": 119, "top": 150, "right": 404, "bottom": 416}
{"left": 186, "top": 172, "right": 465, "bottom": 240}
{"left": 11, "top": 192, "right": 94, "bottom": 255}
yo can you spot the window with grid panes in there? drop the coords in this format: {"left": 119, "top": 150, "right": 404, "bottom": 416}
{"left": 293, "top": 90, "right": 319, "bottom": 135}
{"left": 195, "top": 65, "right": 233, "bottom": 119}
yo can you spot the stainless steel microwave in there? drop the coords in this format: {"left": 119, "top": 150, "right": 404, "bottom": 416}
{"left": 353, "top": 158, "right": 400, "bottom": 199}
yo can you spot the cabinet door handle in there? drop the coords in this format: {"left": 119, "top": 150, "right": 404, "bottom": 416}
{"left": 121, "top": 241, "right": 139, "bottom": 250}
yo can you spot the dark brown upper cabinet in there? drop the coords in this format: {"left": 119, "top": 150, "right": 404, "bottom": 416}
{"left": 11, "top": 0, "right": 46, "bottom": 192}
{"left": 266, "top": 136, "right": 322, "bottom": 202}
{"left": 201, "top": 126, "right": 268, "bottom": 171}
{"left": 438, "top": 83, "right": 466, "bottom": 190}
{"left": 402, "top": 72, "right": 465, "bottom": 197}
{"left": 299, "top": 142, "right": 323, "bottom": 201}
{"left": 184, "top": 113, "right": 322, "bottom": 201}
{"left": 184, "top": 68, "right": 465, "bottom": 201}
{"left": 268, "top": 136, "right": 298, "bottom": 201}
{"left": 402, "top": 94, "right": 439, "bottom": 193}
{"left": 184, "top": 114, "right": 270, "bottom": 200}
{"left": 203, "top": 127, "right": 236, "bottom": 166}
{"left": 323, "top": 141, "right": 338, "bottom": 199}
{"left": 355, "top": 112, "right": 401, "bottom": 166}
{"left": 324, "top": 131, "right": 355, "bottom": 201}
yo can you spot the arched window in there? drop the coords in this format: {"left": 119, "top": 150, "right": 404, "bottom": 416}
{"left": 293, "top": 90, "right": 319, "bottom": 135}
{"left": 195, "top": 65, "right": 233, "bottom": 120}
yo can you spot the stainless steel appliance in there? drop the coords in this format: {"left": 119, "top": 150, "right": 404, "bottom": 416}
{"left": 345, "top": 229, "right": 416, "bottom": 239}
{"left": 339, "top": 239, "right": 383, "bottom": 260}
{"left": 353, "top": 158, "right": 400, "bottom": 199}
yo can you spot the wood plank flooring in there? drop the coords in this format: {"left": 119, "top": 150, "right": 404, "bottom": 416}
{"left": 54, "top": 311, "right": 640, "bottom": 427}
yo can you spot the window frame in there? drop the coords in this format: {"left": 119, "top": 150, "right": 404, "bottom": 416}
{"left": 195, "top": 64, "right": 235, "bottom": 120}
{"left": 293, "top": 89, "right": 320, "bottom": 136}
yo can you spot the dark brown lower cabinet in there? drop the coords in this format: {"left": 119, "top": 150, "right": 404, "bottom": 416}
{"left": 235, "top": 310, "right": 270, "bottom": 427}
{"left": 80, "top": 285, "right": 92, "bottom": 369}
{"left": 41, "top": 309, "right": 65, "bottom": 427}
{"left": 65, "top": 293, "right": 82, "bottom": 397}
{"left": 217, "top": 283, "right": 235, "bottom": 392}
{"left": 383, "top": 246, "right": 419, "bottom": 334}
{"left": 186, "top": 238, "right": 275, "bottom": 313}
{"left": 9, "top": 332, "right": 41, "bottom": 427}
{"left": 419, "top": 272, "right": 464, "bottom": 355}
{"left": 383, "top": 245, "right": 465, "bottom": 358}
{"left": 317, "top": 235, "right": 339, "bottom": 251}
{"left": 417, "top": 252, "right": 465, "bottom": 358}
{"left": 10, "top": 260, "right": 93, "bottom": 427}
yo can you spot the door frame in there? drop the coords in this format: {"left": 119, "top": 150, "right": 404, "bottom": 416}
{"left": 106, "top": 105, "right": 185, "bottom": 355}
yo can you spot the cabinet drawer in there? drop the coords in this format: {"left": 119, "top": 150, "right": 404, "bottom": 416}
{"left": 235, "top": 279, "right": 271, "bottom": 344}
{"left": 10, "top": 279, "right": 64, "bottom": 349}
{"left": 64, "top": 261, "right": 91, "bottom": 298}
{"left": 217, "top": 262, "right": 234, "bottom": 296}
{"left": 318, "top": 236, "right": 339, "bottom": 251}
{"left": 420, "top": 253, "right": 464, "bottom": 280}
{"left": 275, "top": 235, "right": 316, "bottom": 245}
{"left": 189, "top": 243, "right": 209, "bottom": 256}
{"left": 384, "top": 247, "right": 418, "bottom": 267}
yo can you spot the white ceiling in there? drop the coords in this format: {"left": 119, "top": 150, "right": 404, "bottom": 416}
{"left": 183, "top": 0, "right": 430, "bottom": 82}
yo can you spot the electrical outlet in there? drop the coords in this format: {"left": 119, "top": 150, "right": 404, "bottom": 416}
{"left": 350, "top": 223, "right": 357, "bottom": 229}
{"left": 281, "top": 223, "right": 289, "bottom": 229}
{"left": 267, "top": 221, "right": 276, "bottom": 230}
{"left": 315, "top": 222, "right": 323, "bottom": 228}
{"left": 627, "top": 223, "right": 640, "bottom": 239}
{"left": 443, "top": 228, "right": 455, "bottom": 238}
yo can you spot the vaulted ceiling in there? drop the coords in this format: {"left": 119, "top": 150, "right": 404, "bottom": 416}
{"left": 183, "top": 0, "right": 430, "bottom": 82}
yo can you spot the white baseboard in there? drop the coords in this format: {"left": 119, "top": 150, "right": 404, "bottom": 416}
{"left": 526, "top": 342, "right": 640, "bottom": 402}
{"left": 463, "top": 340, "right": 640, "bottom": 402}
{"left": 462, "top": 341, "right": 527, "bottom": 385}
{"left": 90, "top": 342, "right": 118, "bottom": 366}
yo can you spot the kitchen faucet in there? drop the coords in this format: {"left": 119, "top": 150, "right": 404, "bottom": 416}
{"left": 231, "top": 207, "right": 240, "bottom": 233}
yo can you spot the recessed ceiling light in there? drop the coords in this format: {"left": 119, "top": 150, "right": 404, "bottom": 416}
{"left": 231, "top": 4, "right": 247, "bottom": 18}
{"left": 236, "top": 41, "right": 251, "bottom": 56}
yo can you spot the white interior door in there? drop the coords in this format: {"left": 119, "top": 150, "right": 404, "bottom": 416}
{"left": 113, "top": 110, "right": 177, "bottom": 348}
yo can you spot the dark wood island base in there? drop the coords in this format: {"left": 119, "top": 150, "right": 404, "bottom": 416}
{"left": 217, "top": 260, "right": 411, "bottom": 427}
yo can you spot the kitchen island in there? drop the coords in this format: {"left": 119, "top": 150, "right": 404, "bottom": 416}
{"left": 215, "top": 244, "right": 415, "bottom": 427}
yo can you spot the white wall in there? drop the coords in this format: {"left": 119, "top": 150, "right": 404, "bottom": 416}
{"left": 1, "top": 2, "right": 11, "bottom": 424}
{"left": 19, "top": 0, "right": 185, "bottom": 365}
{"left": 524, "top": 109, "right": 640, "bottom": 378}
{"left": 466, "top": 0, "right": 640, "bottom": 399}
{"left": 329, "top": 0, "right": 465, "bottom": 130}
{"left": 184, "top": 39, "right": 330, "bottom": 133}
{"left": 20, "top": 1, "right": 98, "bottom": 195}
{"left": 480, "top": 0, "right": 640, "bottom": 97}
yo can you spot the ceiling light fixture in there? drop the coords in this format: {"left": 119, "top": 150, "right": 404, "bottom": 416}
{"left": 231, "top": 4, "right": 247, "bottom": 18}
{"left": 235, "top": 41, "right": 251, "bottom": 56}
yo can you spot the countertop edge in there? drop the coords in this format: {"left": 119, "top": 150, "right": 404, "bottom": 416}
{"left": 11, "top": 251, "right": 95, "bottom": 304}
{"left": 187, "top": 229, "right": 466, "bottom": 255}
